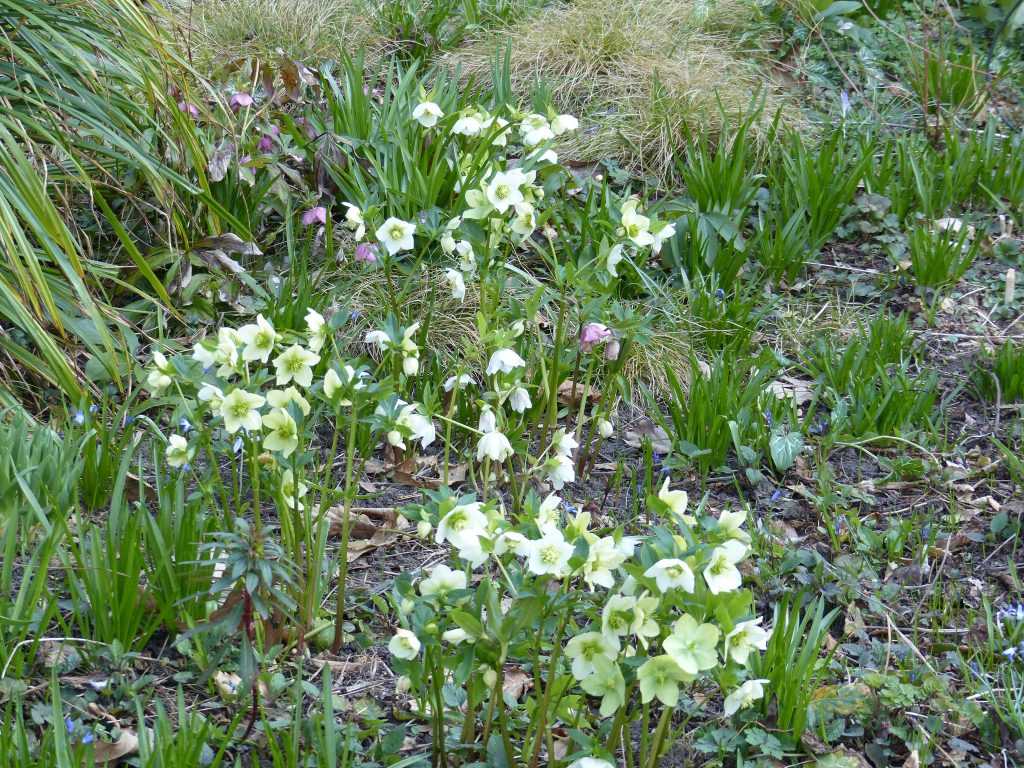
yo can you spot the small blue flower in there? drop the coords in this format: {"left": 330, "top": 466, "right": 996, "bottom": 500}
{"left": 714, "top": 288, "right": 725, "bottom": 301}
{"left": 769, "top": 488, "right": 783, "bottom": 503}
{"left": 1004, "top": 646, "right": 1018, "bottom": 661}
{"left": 179, "top": 417, "right": 193, "bottom": 433}
{"left": 181, "top": 463, "right": 191, "bottom": 472}
{"left": 232, "top": 437, "right": 244, "bottom": 454}
{"left": 88, "top": 404, "right": 99, "bottom": 414}
{"left": 65, "top": 717, "right": 75, "bottom": 734}
{"left": 124, "top": 415, "right": 135, "bottom": 425}
{"left": 349, "top": 310, "right": 362, "bottom": 323}
{"left": 562, "top": 501, "right": 577, "bottom": 514}
{"left": 72, "top": 410, "right": 85, "bottom": 426}
{"left": 81, "top": 731, "right": 94, "bottom": 745}
{"left": 764, "top": 412, "right": 774, "bottom": 428}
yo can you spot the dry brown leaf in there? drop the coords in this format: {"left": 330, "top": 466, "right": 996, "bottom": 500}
{"left": 623, "top": 420, "right": 672, "bottom": 454}
{"left": 557, "top": 378, "right": 601, "bottom": 405}
{"left": 502, "top": 667, "right": 532, "bottom": 700}
{"left": 766, "top": 376, "right": 815, "bottom": 406}
{"left": 213, "top": 670, "right": 241, "bottom": 700}
{"left": 363, "top": 458, "right": 388, "bottom": 475}
{"left": 346, "top": 528, "right": 400, "bottom": 562}
{"left": 92, "top": 729, "right": 139, "bottom": 764}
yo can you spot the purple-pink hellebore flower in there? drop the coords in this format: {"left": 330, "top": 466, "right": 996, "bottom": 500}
{"left": 302, "top": 207, "right": 327, "bottom": 227}
{"left": 354, "top": 242, "right": 378, "bottom": 264}
{"left": 177, "top": 101, "right": 199, "bottom": 118}
{"left": 230, "top": 92, "right": 254, "bottom": 111}
{"left": 579, "top": 322, "right": 612, "bottom": 352}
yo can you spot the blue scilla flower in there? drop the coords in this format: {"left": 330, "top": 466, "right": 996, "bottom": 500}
{"left": 72, "top": 410, "right": 85, "bottom": 426}
{"left": 714, "top": 288, "right": 725, "bottom": 301}
{"left": 769, "top": 488, "right": 783, "bottom": 503}
{"left": 88, "top": 403, "right": 99, "bottom": 414}
{"left": 180, "top": 417, "right": 193, "bottom": 433}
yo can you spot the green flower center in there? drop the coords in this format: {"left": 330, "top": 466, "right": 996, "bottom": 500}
{"left": 390, "top": 226, "right": 404, "bottom": 240}
{"left": 494, "top": 184, "right": 510, "bottom": 200}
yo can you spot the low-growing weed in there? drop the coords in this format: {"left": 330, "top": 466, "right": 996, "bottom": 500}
{"left": 972, "top": 340, "right": 1024, "bottom": 403}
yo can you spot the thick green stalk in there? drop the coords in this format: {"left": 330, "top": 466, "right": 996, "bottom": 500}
{"left": 331, "top": 401, "right": 360, "bottom": 654}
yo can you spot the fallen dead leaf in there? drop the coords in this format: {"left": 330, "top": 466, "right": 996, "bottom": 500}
{"left": 557, "top": 379, "right": 601, "bottom": 405}
{"left": 623, "top": 420, "right": 672, "bottom": 454}
{"left": 766, "top": 375, "right": 815, "bottom": 406}
{"left": 501, "top": 667, "right": 532, "bottom": 701}
{"left": 92, "top": 729, "right": 139, "bottom": 764}
{"left": 213, "top": 670, "right": 241, "bottom": 700}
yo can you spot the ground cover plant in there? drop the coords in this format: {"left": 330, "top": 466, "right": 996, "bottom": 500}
{"left": 3, "top": 0, "right": 1024, "bottom": 765}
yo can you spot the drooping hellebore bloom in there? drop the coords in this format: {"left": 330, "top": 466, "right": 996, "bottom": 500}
{"left": 723, "top": 678, "right": 769, "bottom": 716}
{"left": 305, "top": 308, "right": 328, "bottom": 352}
{"left": 579, "top": 322, "right": 612, "bottom": 352}
{"left": 302, "top": 206, "right": 327, "bottom": 227}
{"left": 545, "top": 454, "right": 575, "bottom": 490}
{"left": 388, "top": 629, "right": 421, "bottom": 660}
{"left": 579, "top": 656, "right": 626, "bottom": 717}
{"left": 342, "top": 203, "right": 366, "bottom": 240}
{"left": 229, "top": 92, "right": 254, "bottom": 111}
{"left": 477, "top": 430, "right": 514, "bottom": 463}
{"left": 267, "top": 386, "right": 311, "bottom": 416}
{"left": 486, "top": 348, "right": 525, "bottom": 376}
{"left": 146, "top": 350, "right": 173, "bottom": 394}
{"left": 354, "top": 242, "right": 378, "bottom": 264}
{"left": 445, "top": 268, "right": 466, "bottom": 301}
{"left": 606, "top": 243, "right": 625, "bottom": 277}
{"left": 658, "top": 477, "right": 695, "bottom": 525}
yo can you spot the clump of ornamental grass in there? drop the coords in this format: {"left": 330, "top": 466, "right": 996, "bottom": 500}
{"left": 174, "top": 0, "right": 379, "bottom": 75}
{"left": 443, "top": 0, "right": 787, "bottom": 177}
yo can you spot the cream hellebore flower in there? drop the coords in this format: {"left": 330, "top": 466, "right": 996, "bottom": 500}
{"left": 442, "top": 627, "right": 471, "bottom": 645}
{"left": 524, "top": 529, "right": 575, "bottom": 577}
{"left": 443, "top": 373, "right": 474, "bottom": 392}
{"left": 376, "top": 217, "right": 416, "bottom": 256}
{"left": 451, "top": 111, "right": 484, "bottom": 136}
{"left": 704, "top": 539, "right": 748, "bottom": 594}
{"left": 486, "top": 348, "right": 526, "bottom": 375}
{"left": 565, "top": 631, "right": 620, "bottom": 680}
{"left": 365, "top": 329, "right": 389, "bottom": 351}
{"left": 601, "top": 594, "right": 659, "bottom": 643}
{"left": 717, "top": 508, "right": 751, "bottom": 543}
{"left": 510, "top": 202, "right": 536, "bottom": 237}
{"left": 545, "top": 454, "right": 575, "bottom": 490}
{"left": 211, "top": 328, "right": 241, "bottom": 378}
{"left": 146, "top": 351, "right": 173, "bottom": 394}
{"left": 267, "top": 386, "right": 311, "bottom": 416}
{"left": 397, "top": 402, "right": 436, "bottom": 448}
{"left": 582, "top": 536, "right": 628, "bottom": 590}
{"left": 606, "top": 243, "right": 625, "bottom": 278}
{"left": 658, "top": 477, "right": 696, "bottom": 525}
{"left": 536, "top": 493, "right": 562, "bottom": 532}
{"left": 455, "top": 240, "right": 476, "bottom": 274}
{"left": 509, "top": 386, "right": 532, "bottom": 414}
{"left": 723, "top": 679, "right": 769, "bottom": 716}
{"left": 445, "top": 268, "right": 466, "bottom": 301}
{"left": 637, "top": 655, "right": 689, "bottom": 707}
{"left": 520, "top": 113, "right": 554, "bottom": 146}
{"left": 651, "top": 220, "right": 676, "bottom": 254}
{"left": 725, "top": 618, "right": 771, "bottom": 665}
{"left": 579, "top": 656, "right": 626, "bottom": 717}
{"left": 478, "top": 430, "right": 514, "bottom": 463}
{"left": 274, "top": 344, "right": 320, "bottom": 388}
{"left": 280, "top": 469, "right": 308, "bottom": 511}
{"left": 553, "top": 428, "right": 579, "bottom": 457}
{"left": 485, "top": 169, "right": 526, "bottom": 214}
{"left": 305, "top": 308, "right": 328, "bottom": 353}
{"left": 165, "top": 434, "right": 193, "bottom": 468}
{"left": 342, "top": 202, "right": 365, "bottom": 240}
{"left": 568, "top": 759, "right": 616, "bottom": 768}
{"left": 493, "top": 529, "right": 529, "bottom": 556}
{"left": 388, "top": 628, "right": 421, "bottom": 660}
{"left": 220, "top": 389, "right": 265, "bottom": 434}
{"left": 663, "top": 614, "right": 721, "bottom": 675}
{"left": 238, "top": 314, "right": 278, "bottom": 363}
{"left": 644, "top": 558, "right": 696, "bottom": 593}
{"left": 412, "top": 100, "right": 444, "bottom": 128}
{"left": 418, "top": 563, "right": 467, "bottom": 597}
{"left": 597, "top": 418, "right": 614, "bottom": 438}
{"left": 262, "top": 408, "right": 299, "bottom": 458}
{"left": 551, "top": 113, "right": 579, "bottom": 135}
{"left": 400, "top": 322, "right": 420, "bottom": 376}
{"left": 620, "top": 198, "right": 654, "bottom": 247}
{"left": 435, "top": 502, "right": 488, "bottom": 551}
{"left": 198, "top": 383, "right": 224, "bottom": 410}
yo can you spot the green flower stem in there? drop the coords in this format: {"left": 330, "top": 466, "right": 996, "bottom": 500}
{"left": 645, "top": 707, "right": 673, "bottom": 768}
{"left": 331, "top": 400, "right": 360, "bottom": 654}
{"left": 526, "top": 595, "right": 570, "bottom": 768}
{"left": 540, "top": 283, "right": 568, "bottom": 452}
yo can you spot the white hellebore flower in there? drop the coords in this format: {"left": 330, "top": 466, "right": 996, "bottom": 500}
{"left": 477, "top": 430, "right": 514, "bottom": 463}
{"left": 343, "top": 202, "right": 365, "bottom": 240}
{"left": 651, "top": 221, "right": 676, "bottom": 254}
{"left": 443, "top": 373, "right": 474, "bottom": 392}
{"left": 280, "top": 469, "right": 308, "bottom": 511}
{"left": 485, "top": 169, "right": 526, "bottom": 214}
{"left": 658, "top": 477, "right": 695, "bottom": 525}
{"left": 553, "top": 428, "right": 579, "bottom": 457}
{"left": 704, "top": 539, "right": 747, "bottom": 594}
{"left": 412, "top": 101, "right": 444, "bottom": 128}
{"left": 305, "top": 308, "right": 328, "bottom": 352}
{"left": 620, "top": 198, "right": 654, "bottom": 247}
{"left": 388, "top": 629, "right": 421, "bottom": 660}
{"left": 598, "top": 418, "right": 614, "bottom": 438}
{"left": 662, "top": 614, "right": 720, "bottom": 675}
{"left": 197, "top": 383, "right": 224, "bottom": 410}
{"left": 723, "top": 679, "right": 769, "bottom": 716}
{"left": 582, "top": 536, "right": 628, "bottom": 590}
{"left": 644, "top": 558, "right": 695, "bottom": 593}
{"left": 220, "top": 389, "right": 265, "bottom": 434}
{"left": 445, "top": 268, "right": 466, "bottom": 301}
{"left": 376, "top": 217, "right": 416, "bottom": 256}
{"left": 419, "top": 563, "right": 467, "bottom": 596}
{"left": 397, "top": 402, "right": 436, "bottom": 448}
{"left": 451, "top": 112, "right": 484, "bottom": 136}
{"left": 520, "top": 113, "right": 554, "bottom": 146}
{"left": 262, "top": 408, "right": 299, "bottom": 458}
{"left": 551, "top": 113, "right": 579, "bottom": 135}
{"left": 524, "top": 529, "right": 575, "bottom": 577}
{"left": 536, "top": 493, "right": 562, "bottom": 532}
{"left": 486, "top": 348, "right": 525, "bottom": 375}
{"left": 717, "top": 508, "right": 751, "bottom": 543}
{"left": 442, "top": 627, "right": 471, "bottom": 645}
{"left": 435, "top": 502, "right": 488, "bottom": 551}
{"left": 725, "top": 618, "right": 771, "bottom": 665}
{"left": 364, "top": 329, "right": 389, "bottom": 350}
{"left": 509, "top": 386, "right": 532, "bottom": 414}
{"left": 165, "top": 434, "right": 193, "bottom": 468}
{"left": 545, "top": 454, "right": 575, "bottom": 490}
{"left": 237, "top": 314, "right": 278, "bottom": 363}
{"left": 606, "top": 243, "right": 625, "bottom": 278}
{"left": 274, "top": 344, "right": 320, "bottom": 388}
{"left": 564, "top": 631, "right": 620, "bottom": 680}
{"left": 146, "top": 350, "right": 173, "bottom": 394}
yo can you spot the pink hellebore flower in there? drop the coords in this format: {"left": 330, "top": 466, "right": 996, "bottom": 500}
{"left": 230, "top": 92, "right": 254, "bottom": 111}
{"left": 355, "top": 242, "right": 378, "bottom": 264}
{"left": 579, "top": 322, "right": 612, "bottom": 353}
{"left": 177, "top": 101, "right": 199, "bottom": 118}
{"left": 258, "top": 124, "right": 280, "bottom": 153}
{"left": 302, "top": 206, "right": 327, "bottom": 227}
